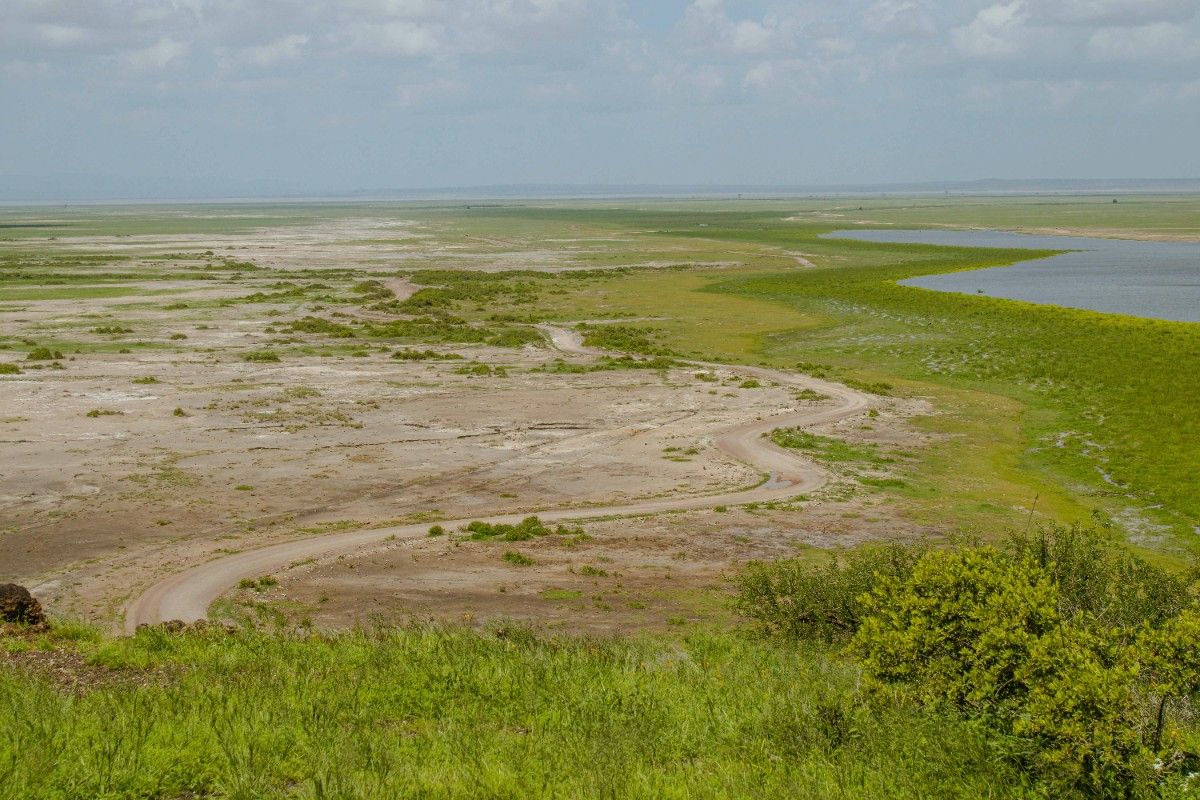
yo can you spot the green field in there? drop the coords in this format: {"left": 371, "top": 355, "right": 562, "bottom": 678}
{"left": 0, "top": 624, "right": 1022, "bottom": 799}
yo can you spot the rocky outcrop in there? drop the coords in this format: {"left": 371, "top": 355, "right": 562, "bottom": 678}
{"left": 0, "top": 584, "right": 45, "bottom": 626}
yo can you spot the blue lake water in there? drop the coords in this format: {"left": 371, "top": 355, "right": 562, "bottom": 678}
{"left": 823, "top": 229, "right": 1200, "bottom": 323}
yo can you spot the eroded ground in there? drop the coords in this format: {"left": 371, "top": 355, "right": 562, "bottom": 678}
{"left": 1, "top": 206, "right": 933, "bottom": 632}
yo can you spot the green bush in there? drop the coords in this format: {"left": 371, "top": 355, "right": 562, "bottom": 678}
{"left": 853, "top": 548, "right": 1064, "bottom": 709}
{"left": 1005, "top": 524, "right": 1189, "bottom": 630}
{"left": 733, "top": 541, "right": 926, "bottom": 641}
{"left": 849, "top": 546, "right": 1191, "bottom": 796}
{"left": 0, "top": 363, "right": 21, "bottom": 375}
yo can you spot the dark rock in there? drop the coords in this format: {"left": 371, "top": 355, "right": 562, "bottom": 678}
{"left": 0, "top": 584, "right": 45, "bottom": 625}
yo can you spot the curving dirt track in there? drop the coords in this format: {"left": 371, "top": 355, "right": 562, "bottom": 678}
{"left": 123, "top": 326, "right": 869, "bottom": 631}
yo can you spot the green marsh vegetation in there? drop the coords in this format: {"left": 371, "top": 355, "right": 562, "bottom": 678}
{"left": 460, "top": 202, "right": 1199, "bottom": 546}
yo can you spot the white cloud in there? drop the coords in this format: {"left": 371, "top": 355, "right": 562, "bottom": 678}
{"left": 223, "top": 34, "right": 309, "bottom": 69}
{"left": 1034, "top": 0, "right": 1197, "bottom": 27}
{"left": 338, "top": 20, "right": 442, "bottom": 57}
{"left": 742, "top": 61, "right": 774, "bottom": 89}
{"left": 1088, "top": 21, "right": 1200, "bottom": 61}
{"left": 950, "top": 1, "right": 1030, "bottom": 58}
{"left": 34, "top": 24, "right": 91, "bottom": 48}
{"left": 677, "top": 0, "right": 798, "bottom": 56}
{"left": 864, "top": 0, "right": 936, "bottom": 38}
{"left": 395, "top": 76, "right": 465, "bottom": 106}
{"left": 118, "top": 37, "right": 188, "bottom": 71}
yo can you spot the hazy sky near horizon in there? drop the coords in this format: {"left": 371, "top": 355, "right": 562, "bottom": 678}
{"left": 2, "top": 0, "right": 1199, "bottom": 193}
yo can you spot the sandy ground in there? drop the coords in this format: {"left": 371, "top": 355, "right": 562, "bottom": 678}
{"left": 1, "top": 215, "right": 933, "bottom": 632}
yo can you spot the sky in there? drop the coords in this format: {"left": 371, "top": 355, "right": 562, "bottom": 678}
{"left": 1, "top": 0, "right": 1199, "bottom": 197}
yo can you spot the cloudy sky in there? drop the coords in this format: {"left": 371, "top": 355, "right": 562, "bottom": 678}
{"left": 2, "top": 0, "right": 1198, "bottom": 195}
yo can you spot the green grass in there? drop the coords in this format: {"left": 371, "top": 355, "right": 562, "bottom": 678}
{"left": 769, "top": 428, "right": 895, "bottom": 466}
{"left": 0, "top": 624, "right": 1031, "bottom": 799}
{"left": 460, "top": 204, "right": 1198, "bottom": 548}
{"left": 697, "top": 228, "right": 1200, "bottom": 542}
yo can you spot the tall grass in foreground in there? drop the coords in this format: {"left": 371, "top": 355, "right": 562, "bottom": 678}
{"left": 1, "top": 625, "right": 1026, "bottom": 799}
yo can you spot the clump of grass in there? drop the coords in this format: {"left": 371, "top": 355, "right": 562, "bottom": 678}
{"left": 243, "top": 350, "right": 281, "bottom": 363}
{"left": 534, "top": 355, "right": 678, "bottom": 374}
{"left": 131, "top": 376, "right": 160, "bottom": 384}
{"left": 168, "top": 333, "right": 188, "bottom": 341}
{"left": 769, "top": 428, "right": 893, "bottom": 466}
{"left": 91, "top": 325, "right": 133, "bottom": 335}
{"left": 428, "top": 525, "right": 446, "bottom": 537}
{"left": 0, "top": 363, "right": 21, "bottom": 375}
{"left": 85, "top": 409, "right": 123, "bottom": 418}
{"left": 502, "top": 551, "right": 536, "bottom": 566}
{"left": 26, "top": 347, "right": 63, "bottom": 361}
{"left": 794, "top": 388, "right": 828, "bottom": 401}
{"left": 843, "top": 378, "right": 893, "bottom": 396}
{"left": 465, "top": 516, "right": 583, "bottom": 542}
{"left": 172, "top": 407, "right": 188, "bottom": 417}
{"left": 234, "top": 485, "right": 254, "bottom": 492}
{"left": 392, "top": 349, "right": 462, "bottom": 361}
{"left": 290, "top": 316, "right": 357, "bottom": 338}
{"left": 577, "top": 565, "right": 608, "bottom": 577}
{"left": 454, "top": 363, "right": 507, "bottom": 377}
{"left": 739, "top": 379, "right": 762, "bottom": 389}
{"left": 237, "top": 576, "right": 278, "bottom": 592}
{"left": 539, "top": 588, "right": 583, "bottom": 601}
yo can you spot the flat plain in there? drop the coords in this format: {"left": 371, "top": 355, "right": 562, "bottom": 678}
{"left": 2, "top": 196, "right": 1198, "bottom": 632}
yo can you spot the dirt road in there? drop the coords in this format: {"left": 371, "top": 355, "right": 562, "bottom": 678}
{"left": 124, "top": 327, "right": 869, "bottom": 631}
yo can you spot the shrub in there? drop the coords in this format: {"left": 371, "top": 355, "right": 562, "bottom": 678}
{"left": 502, "top": 551, "right": 535, "bottom": 566}
{"left": 465, "top": 516, "right": 582, "bottom": 542}
{"left": 454, "top": 363, "right": 507, "bottom": 377}
{"left": 427, "top": 525, "right": 445, "bottom": 537}
{"left": 26, "top": 347, "right": 63, "bottom": 361}
{"left": 393, "top": 349, "right": 461, "bottom": 361}
{"left": 1004, "top": 523, "right": 1189, "bottom": 630}
{"left": 853, "top": 548, "right": 1063, "bottom": 709}
{"left": 734, "top": 541, "right": 926, "bottom": 641}
{"left": 290, "top": 316, "right": 356, "bottom": 338}
{"left": 851, "top": 547, "right": 1154, "bottom": 796}
{"left": 578, "top": 324, "right": 671, "bottom": 355}
{"left": 1138, "top": 610, "right": 1200, "bottom": 753}
{"left": 243, "top": 350, "right": 281, "bottom": 363}
{"left": 0, "top": 363, "right": 21, "bottom": 375}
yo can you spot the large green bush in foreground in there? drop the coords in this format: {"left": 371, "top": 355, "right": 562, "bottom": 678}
{"left": 737, "top": 526, "right": 1200, "bottom": 798}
